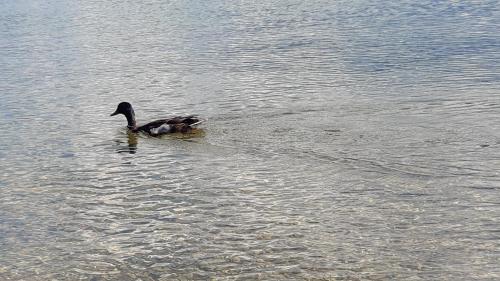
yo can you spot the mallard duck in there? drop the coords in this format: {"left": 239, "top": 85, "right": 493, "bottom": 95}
{"left": 111, "top": 102, "right": 203, "bottom": 136}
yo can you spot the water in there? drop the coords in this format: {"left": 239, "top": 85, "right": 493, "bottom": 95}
{"left": 1, "top": 0, "right": 500, "bottom": 280}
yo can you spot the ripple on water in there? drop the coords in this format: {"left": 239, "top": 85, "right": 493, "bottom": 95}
{"left": 1, "top": 0, "right": 500, "bottom": 280}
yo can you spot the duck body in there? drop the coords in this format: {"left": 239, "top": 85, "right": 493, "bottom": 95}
{"left": 111, "top": 102, "right": 203, "bottom": 136}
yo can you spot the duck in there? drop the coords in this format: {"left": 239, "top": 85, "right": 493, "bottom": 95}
{"left": 111, "top": 102, "right": 203, "bottom": 136}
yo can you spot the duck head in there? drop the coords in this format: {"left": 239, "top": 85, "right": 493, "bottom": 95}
{"left": 111, "top": 102, "right": 136, "bottom": 129}
{"left": 111, "top": 102, "right": 134, "bottom": 116}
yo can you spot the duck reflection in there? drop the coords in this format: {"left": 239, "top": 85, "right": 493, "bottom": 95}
{"left": 115, "top": 128, "right": 206, "bottom": 154}
{"left": 126, "top": 131, "right": 138, "bottom": 154}
{"left": 115, "top": 131, "right": 138, "bottom": 154}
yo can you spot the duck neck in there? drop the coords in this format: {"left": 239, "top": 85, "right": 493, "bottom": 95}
{"left": 125, "top": 110, "right": 137, "bottom": 130}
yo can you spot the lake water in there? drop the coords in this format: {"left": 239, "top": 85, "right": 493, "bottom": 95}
{"left": 1, "top": 0, "right": 500, "bottom": 280}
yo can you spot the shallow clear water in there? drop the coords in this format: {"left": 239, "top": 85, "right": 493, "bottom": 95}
{"left": 1, "top": 0, "right": 500, "bottom": 280}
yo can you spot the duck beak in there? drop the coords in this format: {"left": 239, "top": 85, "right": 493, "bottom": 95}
{"left": 110, "top": 111, "right": 119, "bottom": 116}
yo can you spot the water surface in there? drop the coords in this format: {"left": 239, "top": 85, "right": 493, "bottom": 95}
{"left": 1, "top": 0, "right": 500, "bottom": 280}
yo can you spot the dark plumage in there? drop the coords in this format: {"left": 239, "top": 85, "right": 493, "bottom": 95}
{"left": 111, "top": 102, "right": 203, "bottom": 136}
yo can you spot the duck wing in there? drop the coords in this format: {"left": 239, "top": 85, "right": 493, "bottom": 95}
{"left": 136, "top": 119, "right": 169, "bottom": 132}
{"left": 165, "top": 115, "right": 201, "bottom": 126}
{"left": 136, "top": 115, "right": 203, "bottom": 136}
